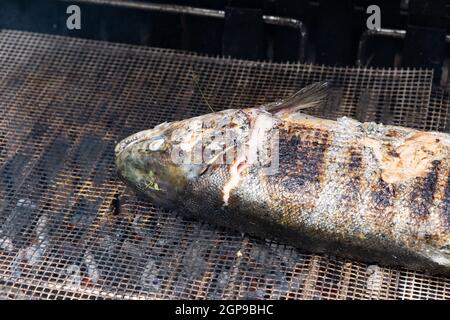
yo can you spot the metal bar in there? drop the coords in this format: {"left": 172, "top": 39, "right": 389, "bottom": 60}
{"left": 357, "top": 27, "right": 450, "bottom": 66}
{"left": 60, "top": 0, "right": 308, "bottom": 61}
{"left": 64, "top": 0, "right": 225, "bottom": 18}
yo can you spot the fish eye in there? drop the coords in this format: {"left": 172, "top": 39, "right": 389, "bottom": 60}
{"left": 148, "top": 138, "right": 165, "bottom": 151}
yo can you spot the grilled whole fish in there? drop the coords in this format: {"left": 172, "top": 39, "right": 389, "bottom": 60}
{"left": 115, "top": 83, "right": 450, "bottom": 275}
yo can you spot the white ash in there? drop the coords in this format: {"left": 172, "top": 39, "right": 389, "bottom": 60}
{"left": 0, "top": 236, "right": 14, "bottom": 252}
{"left": 84, "top": 250, "right": 100, "bottom": 284}
{"left": 366, "top": 264, "right": 384, "bottom": 292}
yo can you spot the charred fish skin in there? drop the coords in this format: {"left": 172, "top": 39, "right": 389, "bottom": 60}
{"left": 182, "top": 118, "right": 450, "bottom": 275}
{"left": 115, "top": 82, "right": 450, "bottom": 275}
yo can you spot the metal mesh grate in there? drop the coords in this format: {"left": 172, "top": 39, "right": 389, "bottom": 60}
{"left": 0, "top": 29, "right": 449, "bottom": 300}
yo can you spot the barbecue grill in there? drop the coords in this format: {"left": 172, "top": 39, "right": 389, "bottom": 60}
{"left": 0, "top": 0, "right": 450, "bottom": 300}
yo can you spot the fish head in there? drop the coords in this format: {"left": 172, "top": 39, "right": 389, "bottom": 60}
{"left": 115, "top": 120, "right": 184, "bottom": 209}
{"left": 115, "top": 82, "right": 330, "bottom": 209}
{"left": 115, "top": 108, "right": 265, "bottom": 209}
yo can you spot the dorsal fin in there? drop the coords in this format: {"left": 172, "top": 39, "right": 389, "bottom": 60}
{"left": 264, "top": 81, "right": 329, "bottom": 116}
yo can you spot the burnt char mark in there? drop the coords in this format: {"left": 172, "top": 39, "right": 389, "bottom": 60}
{"left": 348, "top": 147, "right": 363, "bottom": 172}
{"left": 410, "top": 160, "right": 440, "bottom": 218}
{"left": 337, "top": 147, "right": 365, "bottom": 212}
{"left": 371, "top": 178, "right": 395, "bottom": 210}
{"left": 274, "top": 127, "right": 331, "bottom": 192}
{"left": 443, "top": 170, "right": 450, "bottom": 229}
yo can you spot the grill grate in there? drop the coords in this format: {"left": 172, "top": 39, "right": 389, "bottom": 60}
{"left": 0, "top": 29, "right": 449, "bottom": 300}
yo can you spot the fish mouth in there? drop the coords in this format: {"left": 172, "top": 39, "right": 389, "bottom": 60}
{"left": 115, "top": 128, "right": 155, "bottom": 157}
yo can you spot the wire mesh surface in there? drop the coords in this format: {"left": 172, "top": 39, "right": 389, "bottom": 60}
{"left": 0, "top": 29, "right": 449, "bottom": 300}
